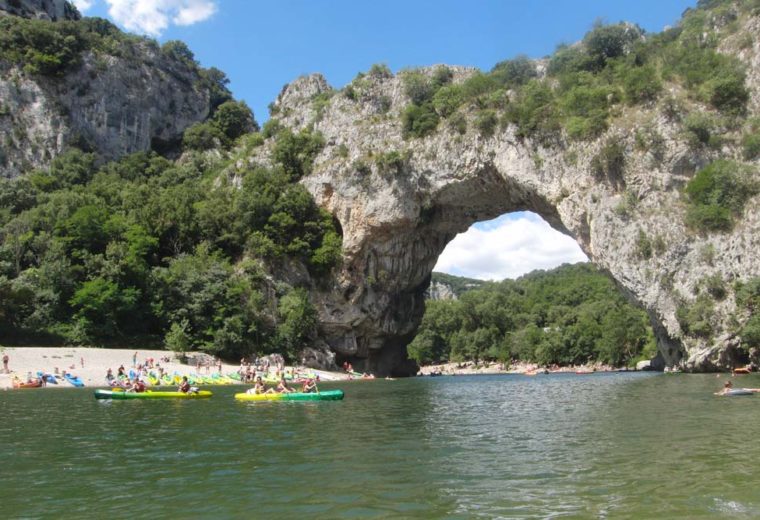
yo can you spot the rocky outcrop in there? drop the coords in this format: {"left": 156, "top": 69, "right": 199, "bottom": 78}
{"left": 426, "top": 280, "right": 457, "bottom": 301}
{"left": 0, "top": 0, "right": 79, "bottom": 21}
{"left": 0, "top": 7, "right": 213, "bottom": 178}
{"left": 255, "top": 15, "right": 760, "bottom": 375}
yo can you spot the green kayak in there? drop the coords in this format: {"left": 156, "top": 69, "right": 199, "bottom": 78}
{"left": 94, "top": 389, "right": 212, "bottom": 400}
{"left": 234, "top": 389, "right": 344, "bottom": 402}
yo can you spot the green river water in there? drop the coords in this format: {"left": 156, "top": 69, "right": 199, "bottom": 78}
{"left": 1, "top": 372, "right": 759, "bottom": 519}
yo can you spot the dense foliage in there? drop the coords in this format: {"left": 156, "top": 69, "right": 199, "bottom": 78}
{"left": 735, "top": 277, "right": 760, "bottom": 350}
{"left": 409, "top": 264, "right": 655, "bottom": 367}
{"left": 0, "top": 143, "right": 342, "bottom": 360}
{"left": 684, "top": 160, "right": 758, "bottom": 231}
{"left": 384, "top": 0, "right": 754, "bottom": 145}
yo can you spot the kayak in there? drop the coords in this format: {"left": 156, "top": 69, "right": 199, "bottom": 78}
{"left": 12, "top": 379, "right": 43, "bottom": 389}
{"left": 64, "top": 373, "right": 85, "bottom": 387}
{"left": 234, "top": 389, "right": 344, "bottom": 402}
{"left": 94, "top": 389, "right": 213, "bottom": 400}
{"left": 37, "top": 371, "right": 58, "bottom": 384}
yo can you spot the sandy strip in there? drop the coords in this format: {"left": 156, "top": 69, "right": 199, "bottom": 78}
{"left": 0, "top": 347, "right": 350, "bottom": 389}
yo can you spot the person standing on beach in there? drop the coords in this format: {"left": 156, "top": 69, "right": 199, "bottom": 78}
{"left": 132, "top": 351, "right": 138, "bottom": 367}
{"left": 2, "top": 353, "right": 8, "bottom": 373}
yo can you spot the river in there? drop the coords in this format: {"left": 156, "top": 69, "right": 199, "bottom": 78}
{"left": 1, "top": 372, "right": 758, "bottom": 518}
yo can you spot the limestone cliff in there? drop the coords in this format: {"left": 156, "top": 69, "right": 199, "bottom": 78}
{"left": 249, "top": 6, "right": 760, "bottom": 375}
{"left": 0, "top": 1, "right": 215, "bottom": 178}
{"left": 0, "top": 0, "right": 79, "bottom": 21}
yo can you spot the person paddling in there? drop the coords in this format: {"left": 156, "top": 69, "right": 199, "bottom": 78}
{"left": 302, "top": 378, "right": 318, "bottom": 393}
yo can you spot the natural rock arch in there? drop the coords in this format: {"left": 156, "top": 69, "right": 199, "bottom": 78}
{"left": 264, "top": 62, "right": 760, "bottom": 375}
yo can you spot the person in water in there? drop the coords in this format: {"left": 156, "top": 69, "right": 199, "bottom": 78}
{"left": 715, "top": 380, "right": 734, "bottom": 395}
{"left": 302, "top": 378, "right": 318, "bottom": 393}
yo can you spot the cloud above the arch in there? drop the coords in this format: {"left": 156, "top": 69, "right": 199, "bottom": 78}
{"left": 73, "top": 0, "right": 218, "bottom": 36}
{"left": 433, "top": 212, "right": 588, "bottom": 281}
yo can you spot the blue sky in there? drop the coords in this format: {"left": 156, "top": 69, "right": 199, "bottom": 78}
{"left": 72, "top": 0, "right": 696, "bottom": 280}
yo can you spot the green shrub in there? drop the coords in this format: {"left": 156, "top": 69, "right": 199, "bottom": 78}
{"left": 741, "top": 131, "right": 760, "bottom": 160}
{"left": 211, "top": 100, "right": 257, "bottom": 142}
{"left": 448, "top": 113, "right": 467, "bottom": 135}
{"left": 490, "top": 55, "right": 537, "bottom": 87}
{"left": 622, "top": 65, "right": 662, "bottom": 104}
{"left": 432, "top": 85, "right": 465, "bottom": 117}
{"left": 635, "top": 229, "right": 652, "bottom": 259}
{"left": 684, "top": 160, "right": 757, "bottom": 232}
{"left": 402, "top": 103, "right": 439, "bottom": 139}
{"left": 676, "top": 293, "right": 715, "bottom": 338}
{"left": 403, "top": 70, "right": 435, "bottom": 105}
{"left": 583, "top": 23, "right": 642, "bottom": 70}
{"left": 261, "top": 119, "right": 283, "bottom": 139}
{"left": 161, "top": 40, "right": 196, "bottom": 65}
{"left": 504, "top": 80, "right": 559, "bottom": 143}
{"left": 431, "top": 66, "right": 454, "bottom": 87}
{"left": 183, "top": 122, "right": 224, "bottom": 151}
{"left": 547, "top": 44, "right": 593, "bottom": 76}
{"left": 375, "top": 150, "right": 409, "bottom": 174}
{"left": 683, "top": 112, "right": 715, "bottom": 147}
{"left": 736, "top": 277, "right": 760, "bottom": 312}
{"left": 368, "top": 63, "right": 392, "bottom": 79}
{"left": 591, "top": 139, "right": 626, "bottom": 190}
{"left": 475, "top": 109, "right": 498, "bottom": 138}
{"left": 702, "top": 273, "right": 727, "bottom": 300}
{"left": 704, "top": 74, "right": 749, "bottom": 115}
{"left": 740, "top": 315, "right": 760, "bottom": 349}
{"left": 272, "top": 128, "right": 325, "bottom": 181}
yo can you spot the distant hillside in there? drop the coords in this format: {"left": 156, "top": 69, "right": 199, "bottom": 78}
{"left": 427, "top": 272, "right": 487, "bottom": 300}
{"left": 411, "top": 263, "right": 657, "bottom": 367}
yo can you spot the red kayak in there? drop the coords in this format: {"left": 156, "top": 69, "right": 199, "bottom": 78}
{"left": 13, "top": 379, "right": 43, "bottom": 389}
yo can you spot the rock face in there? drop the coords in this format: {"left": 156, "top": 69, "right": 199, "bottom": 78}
{"left": 425, "top": 280, "right": 457, "bottom": 301}
{"left": 0, "top": 0, "right": 79, "bottom": 21}
{"left": 263, "top": 18, "right": 760, "bottom": 375}
{"left": 0, "top": 5, "right": 212, "bottom": 178}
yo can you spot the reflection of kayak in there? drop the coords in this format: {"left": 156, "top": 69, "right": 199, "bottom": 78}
{"left": 94, "top": 389, "right": 212, "bottom": 400}
{"left": 234, "top": 389, "right": 344, "bottom": 402}
{"left": 64, "top": 373, "right": 85, "bottom": 387}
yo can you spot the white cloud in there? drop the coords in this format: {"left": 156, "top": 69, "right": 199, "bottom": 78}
{"left": 71, "top": 0, "right": 95, "bottom": 11}
{"left": 433, "top": 212, "right": 588, "bottom": 281}
{"left": 104, "top": 0, "right": 217, "bottom": 36}
{"left": 173, "top": 0, "right": 217, "bottom": 26}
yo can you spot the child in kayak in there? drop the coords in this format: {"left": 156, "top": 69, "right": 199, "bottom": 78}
{"left": 178, "top": 376, "right": 191, "bottom": 393}
{"left": 246, "top": 376, "right": 273, "bottom": 395}
{"left": 276, "top": 376, "right": 295, "bottom": 393}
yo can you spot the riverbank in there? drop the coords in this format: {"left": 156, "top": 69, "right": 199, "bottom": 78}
{"left": 0, "top": 346, "right": 350, "bottom": 389}
{"left": 417, "top": 360, "right": 631, "bottom": 376}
